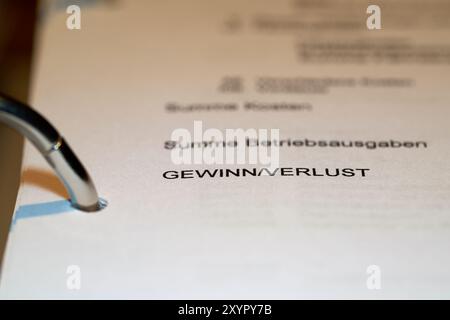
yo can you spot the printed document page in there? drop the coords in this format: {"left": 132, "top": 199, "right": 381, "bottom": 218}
{"left": 1, "top": 0, "right": 450, "bottom": 298}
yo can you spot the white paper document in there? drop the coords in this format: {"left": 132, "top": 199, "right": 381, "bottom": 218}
{"left": 1, "top": 0, "right": 450, "bottom": 298}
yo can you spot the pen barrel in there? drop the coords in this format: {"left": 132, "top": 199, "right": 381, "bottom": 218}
{"left": 45, "top": 138, "right": 102, "bottom": 212}
{"left": 0, "top": 93, "right": 102, "bottom": 212}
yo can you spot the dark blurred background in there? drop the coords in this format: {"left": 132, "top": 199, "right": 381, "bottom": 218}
{"left": 0, "top": 0, "right": 37, "bottom": 261}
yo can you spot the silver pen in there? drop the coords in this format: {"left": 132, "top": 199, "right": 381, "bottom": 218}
{"left": 0, "top": 93, "right": 104, "bottom": 212}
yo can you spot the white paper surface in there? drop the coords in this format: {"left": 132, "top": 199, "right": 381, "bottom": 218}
{"left": 1, "top": 0, "right": 450, "bottom": 298}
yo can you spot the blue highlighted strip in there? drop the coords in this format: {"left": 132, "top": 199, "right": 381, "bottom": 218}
{"left": 12, "top": 199, "right": 75, "bottom": 226}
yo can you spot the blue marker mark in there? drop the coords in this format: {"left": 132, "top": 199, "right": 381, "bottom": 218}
{"left": 12, "top": 200, "right": 75, "bottom": 227}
